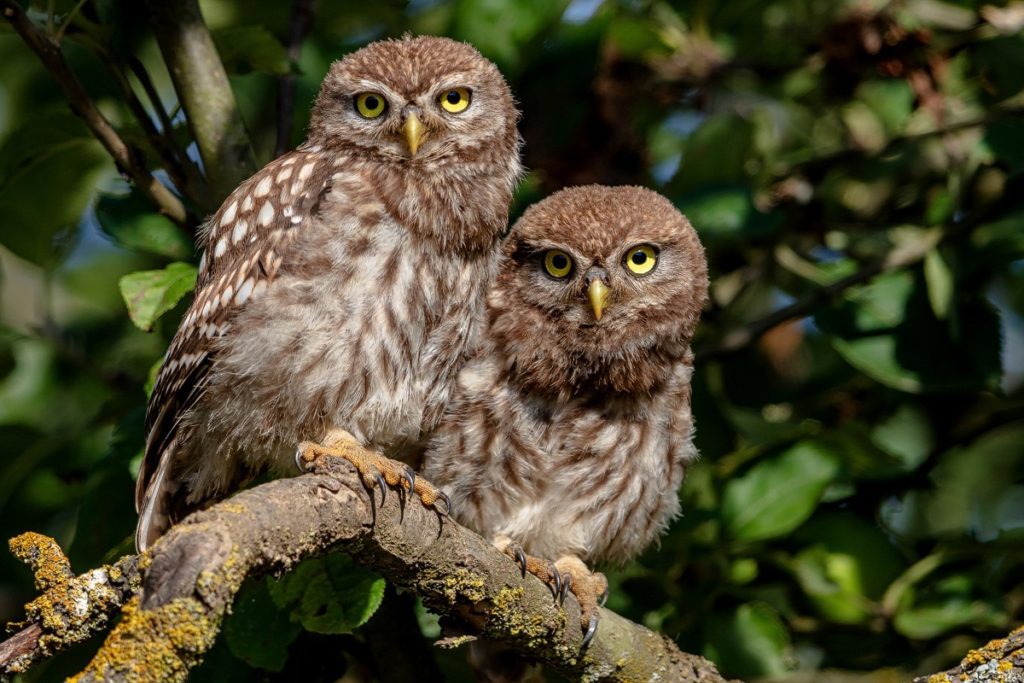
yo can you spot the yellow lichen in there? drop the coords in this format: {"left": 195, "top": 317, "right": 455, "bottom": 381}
{"left": 68, "top": 596, "right": 221, "bottom": 683}
{"left": 487, "top": 584, "right": 573, "bottom": 660}
{"left": 5, "top": 533, "right": 144, "bottom": 673}
{"left": 9, "top": 532, "right": 73, "bottom": 591}
{"left": 426, "top": 566, "right": 487, "bottom": 604}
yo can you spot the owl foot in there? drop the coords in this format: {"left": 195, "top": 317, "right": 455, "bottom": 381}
{"left": 296, "top": 431, "right": 451, "bottom": 519}
{"left": 552, "top": 555, "right": 608, "bottom": 649}
{"left": 493, "top": 537, "right": 604, "bottom": 647}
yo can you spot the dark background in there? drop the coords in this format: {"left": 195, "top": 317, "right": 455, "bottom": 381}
{"left": 1, "top": 0, "right": 1022, "bottom": 680}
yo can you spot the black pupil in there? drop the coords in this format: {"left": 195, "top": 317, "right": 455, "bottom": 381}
{"left": 632, "top": 251, "right": 647, "bottom": 265}
{"left": 446, "top": 91, "right": 461, "bottom": 104}
{"left": 364, "top": 95, "right": 379, "bottom": 110}
{"left": 552, "top": 254, "right": 567, "bottom": 270}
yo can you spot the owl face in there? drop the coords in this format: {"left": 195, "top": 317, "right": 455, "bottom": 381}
{"left": 309, "top": 36, "right": 517, "bottom": 164}
{"left": 490, "top": 185, "right": 707, "bottom": 395}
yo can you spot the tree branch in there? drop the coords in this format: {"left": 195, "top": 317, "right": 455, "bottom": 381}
{"left": 145, "top": 0, "right": 257, "bottom": 202}
{"left": 275, "top": 0, "right": 316, "bottom": 158}
{"left": 1, "top": 534, "right": 141, "bottom": 676}
{"left": 39, "top": 457, "right": 729, "bottom": 683}
{"left": 693, "top": 230, "right": 940, "bottom": 365}
{"left": 0, "top": 0, "right": 192, "bottom": 229}
{"left": 911, "top": 625, "right": 1024, "bottom": 683}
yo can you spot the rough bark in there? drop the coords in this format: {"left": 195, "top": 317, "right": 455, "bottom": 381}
{"left": 145, "top": 0, "right": 257, "bottom": 202}
{"left": 46, "top": 456, "right": 729, "bottom": 683}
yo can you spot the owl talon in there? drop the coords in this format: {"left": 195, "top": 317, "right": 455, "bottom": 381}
{"left": 374, "top": 472, "right": 388, "bottom": 506}
{"left": 549, "top": 562, "right": 562, "bottom": 601}
{"left": 514, "top": 547, "right": 527, "bottom": 577}
{"left": 402, "top": 466, "right": 416, "bottom": 495}
{"left": 437, "top": 490, "right": 453, "bottom": 516}
{"left": 599, "top": 585, "right": 609, "bottom": 607}
{"left": 581, "top": 613, "right": 599, "bottom": 650}
{"left": 558, "top": 572, "right": 573, "bottom": 605}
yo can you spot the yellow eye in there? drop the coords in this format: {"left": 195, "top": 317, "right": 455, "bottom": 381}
{"left": 355, "top": 92, "right": 386, "bottom": 118}
{"left": 625, "top": 245, "right": 658, "bottom": 276}
{"left": 439, "top": 87, "right": 471, "bottom": 113}
{"left": 543, "top": 249, "right": 573, "bottom": 279}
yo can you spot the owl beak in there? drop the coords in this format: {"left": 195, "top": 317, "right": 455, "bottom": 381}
{"left": 587, "top": 279, "right": 611, "bottom": 321}
{"left": 403, "top": 112, "right": 426, "bottom": 156}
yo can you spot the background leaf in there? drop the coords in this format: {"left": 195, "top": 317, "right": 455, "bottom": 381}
{"left": 268, "top": 554, "right": 386, "bottom": 634}
{"left": 721, "top": 442, "right": 840, "bottom": 542}
{"left": 119, "top": 262, "right": 197, "bottom": 331}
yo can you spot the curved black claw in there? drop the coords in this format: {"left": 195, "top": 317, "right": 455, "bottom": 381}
{"left": 437, "top": 490, "right": 453, "bottom": 517}
{"left": 401, "top": 466, "right": 416, "bottom": 495}
{"left": 398, "top": 467, "right": 416, "bottom": 522}
{"left": 549, "top": 562, "right": 562, "bottom": 601}
{"left": 558, "top": 572, "right": 573, "bottom": 606}
{"left": 581, "top": 613, "right": 599, "bottom": 650}
{"left": 514, "top": 547, "right": 527, "bottom": 578}
{"left": 294, "top": 447, "right": 307, "bottom": 473}
{"left": 374, "top": 472, "right": 388, "bottom": 507}
{"left": 599, "top": 585, "right": 609, "bottom": 607}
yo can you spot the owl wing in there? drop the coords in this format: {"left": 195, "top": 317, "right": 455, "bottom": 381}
{"left": 136, "top": 149, "right": 337, "bottom": 542}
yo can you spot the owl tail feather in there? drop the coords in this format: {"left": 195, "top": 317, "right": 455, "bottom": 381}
{"left": 135, "top": 450, "right": 177, "bottom": 552}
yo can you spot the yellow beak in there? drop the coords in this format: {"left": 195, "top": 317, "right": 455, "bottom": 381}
{"left": 588, "top": 279, "right": 610, "bottom": 321}
{"left": 403, "top": 112, "right": 426, "bottom": 156}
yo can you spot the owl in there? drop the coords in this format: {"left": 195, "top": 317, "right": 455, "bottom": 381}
{"left": 422, "top": 185, "right": 707, "bottom": 651}
{"left": 135, "top": 35, "right": 523, "bottom": 551}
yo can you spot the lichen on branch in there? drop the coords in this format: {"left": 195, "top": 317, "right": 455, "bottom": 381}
{"left": 2, "top": 534, "right": 141, "bottom": 676}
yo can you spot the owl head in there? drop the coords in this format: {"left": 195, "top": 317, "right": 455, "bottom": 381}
{"left": 489, "top": 185, "right": 708, "bottom": 396}
{"left": 308, "top": 35, "right": 519, "bottom": 166}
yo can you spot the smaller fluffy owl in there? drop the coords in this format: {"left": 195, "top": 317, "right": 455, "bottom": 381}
{"left": 422, "top": 185, "right": 707, "bottom": 652}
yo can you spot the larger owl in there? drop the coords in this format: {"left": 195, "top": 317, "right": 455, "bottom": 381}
{"left": 422, "top": 185, "right": 707, "bottom": 651}
{"left": 135, "top": 35, "right": 523, "bottom": 551}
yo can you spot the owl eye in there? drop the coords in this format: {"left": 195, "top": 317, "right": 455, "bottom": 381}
{"left": 624, "top": 245, "right": 658, "bottom": 276}
{"left": 439, "top": 87, "right": 471, "bottom": 113}
{"left": 542, "top": 249, "right": 573, "bottom": 279}
{"left": 355, "top": 92, "right": 387, "bottom": 118}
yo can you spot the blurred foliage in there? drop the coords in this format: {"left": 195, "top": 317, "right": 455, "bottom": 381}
{"left": 1, "top": 0, "right": 1023, "bottom": 681}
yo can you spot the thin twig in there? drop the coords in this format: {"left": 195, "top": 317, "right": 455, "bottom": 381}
{"left": 126, "top": 57, "right": 210, "bottom": 211}
{"left": 693, "top": 238, "right": 937, "bottom": 365}
{"left": 78, "top": 35, "right": 189, "bottom": 193}
{"left": 0, "top": 0, "right": 192, "bottom": 229}
{"left": 275, "top": 0, "right": 316, "bottom": 158}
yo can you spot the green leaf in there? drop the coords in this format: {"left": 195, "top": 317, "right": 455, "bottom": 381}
{"left": 857, "top": 80, "right": 914, "bottom": 134}
{"left": 704, "top": 603, "right": 789, "bottom": 679}
{"left": 119, "top": 262, "right": 197, "bottom": 332}
{"left": 788, "top": 513, "right": 906, "bottom": 624}
{"left": 672, "top": 115, "right": 755, "bottom": 193}
{"left": 815, "top": 271, "right": 1002, "bottom": 393}
{"left": 893, "top": 573, "right": 1007, "bottom": 639}
{"left": 923, "top": 249, "right": 953, "bottom": 320}
{"left": 881, "top": 422, "right": 1024, "bottom": 541}
{"left": 212, "top": 26, "right": 291, "bottom": 76}
{"left": 870, "top": 405, "right": 933, "bottom": 474}
{"left": 0, "top": 112, "right": 109, "bottom": 266}
{"left": 225, "top": 581, "right": 301, "bottom": 671}
{"left": 721, "top": 442, "right": 840, "bottom": 542}
{"left": 451, "top": 0, "right": 569, "bottom": 71}
{"left": 95, "top": 191, "right": 194, "bottom": 260}
{"left": 268, "top": 554, "right": 385, "bottom": 634}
